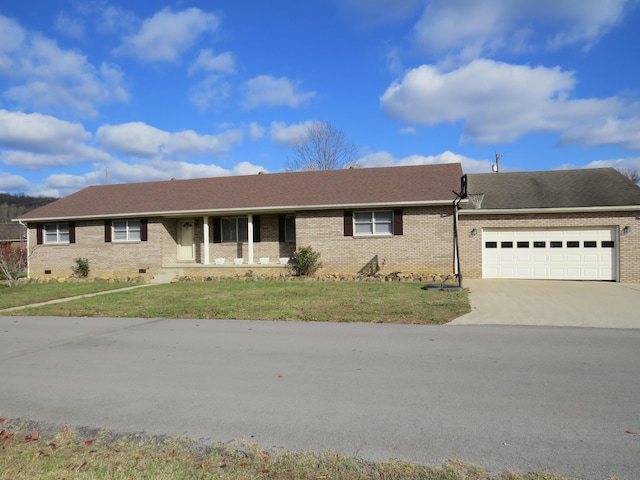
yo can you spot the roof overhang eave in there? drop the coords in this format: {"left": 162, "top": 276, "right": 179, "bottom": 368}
{"left": 16, "top": 199, "right": 455, "bottom": 222}
{"left": 458, "top": 205, "right": 640, "bottom": 215}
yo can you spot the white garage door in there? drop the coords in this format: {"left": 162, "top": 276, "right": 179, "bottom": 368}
{"left": 482, "top": 228, "right": 617, "bottom": 280}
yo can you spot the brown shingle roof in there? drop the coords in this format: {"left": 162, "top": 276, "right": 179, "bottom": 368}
{"left": 18, "top": 164, "right": 463, "bottom": 221}
{"left": 464, "top": 168, "right": 640, "bottom": 210}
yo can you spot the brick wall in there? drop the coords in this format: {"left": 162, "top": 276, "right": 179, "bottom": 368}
{"left": 458, "top": 211, "right": 640, "bottom": 283}
{"left": 28, "top": 219, "right": 166, "bottom": 280}
{"left": 295, "top": 206, "right": 456, "bottom": 275}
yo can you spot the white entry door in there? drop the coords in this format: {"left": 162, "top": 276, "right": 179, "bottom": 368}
{"left": 482, "top": 227, "right": 617, "bottom": 280}
{"left": 177, "top": 219, "right": 195, "bottom": 261}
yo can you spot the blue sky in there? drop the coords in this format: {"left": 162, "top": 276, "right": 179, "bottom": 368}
{"left": 1, "top": 0, "right": 639, "bottom": 197}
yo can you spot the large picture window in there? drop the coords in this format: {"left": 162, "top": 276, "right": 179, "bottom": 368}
{"left": 113, "top": 220, "right": 141, "bottom": 242}
{"left": 353, "top": 210, "right": 393, "bottom": 236}
{"left": 222, "top": 217, "right": 248, "bottom": 243}
{"left": 44, "top": 223, "right": 70, "bottom": 244}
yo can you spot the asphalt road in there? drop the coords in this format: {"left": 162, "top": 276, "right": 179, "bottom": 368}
{"left": 1, "top": 316, "right": 639, "bottom": 480}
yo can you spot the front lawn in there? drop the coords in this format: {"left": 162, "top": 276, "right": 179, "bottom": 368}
{"left": 6, "top": 280, "right": 470, "bottom": 324}
{"left": 0, "top": 282, "right": 137, "bottom": 310}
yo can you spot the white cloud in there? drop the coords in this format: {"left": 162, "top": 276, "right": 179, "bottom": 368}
{"left": 380, "top": 59, "right": 627, "bottom": 145}
{"left": 0, "top": 15, "right": 129, "bottom": 117}
{"left": 96, "top": 122, "right": 243, "bottom": 159}
{"left": 559, "top": 117, "right": 640, "bottom": 150}
{"left": 399, "top": 126, "right": 416, "bottom": 135}
{"left": 115, "top": 8, "right": 220, "bottom": 62}
{"left": 0, "top": 172, "right": 30, "bottom": 193}
{"left": 188, "top": 76, "right": 232, "bottom": 111}
{"left": 189, "top": 50, "right": 235, "bottom": 75}
{"left": 0, "top": 110, "right": 89, "bottom": 152}
{"left": 54, "top": 12, "right": 85, "bottom": 39}
{"left": 243, "top": 75, "right": 316, "bottom": 109}
{"left": 413, "top": 0, "right": 633, "bottom": 61}
{"left": 357, "top": 150, "right": 494, "bottom": 173}
{"left": 249, "top": 123, "right": 266, "bottom": 140}
{"left": 560, "top": 157, "right": 640, "bottom": 173}
{"left": 269, "top": 121, "right": 316, "bottom": 147}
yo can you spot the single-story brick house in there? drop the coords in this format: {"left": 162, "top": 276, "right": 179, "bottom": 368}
{"left": 15, "top": 164, "right": 640, "bottom": 283}
{"left": 17, "top": 164, "right": 464, "bottom": 281}
{"left": 458, "top": 168, "right": 640, "bottom": 283}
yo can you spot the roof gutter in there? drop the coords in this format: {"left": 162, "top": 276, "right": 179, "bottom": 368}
{"left": 15, "top": 199, "right": 455, "bottom": 223}
{"left": 459, "top": 205, "right": 640, "bottom": 215}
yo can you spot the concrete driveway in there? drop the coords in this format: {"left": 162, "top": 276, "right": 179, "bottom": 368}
{"left": 451, "top": 279, "right": 640, "bottom": 328}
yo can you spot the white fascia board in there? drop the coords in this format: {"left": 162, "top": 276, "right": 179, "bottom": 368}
{"left": 459, "top": 205, "right": 640, "bottom": 215}
{"left": 17, "top": 200, "right": 454, "bottom": 223}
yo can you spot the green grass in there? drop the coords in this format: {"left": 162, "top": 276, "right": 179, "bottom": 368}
{"left": 0, "top": 423, "right": 587, "bottom": 480}
{"left": 5, "top": 280, "right": 470, "bottom": 324}
{"left": 0, "top": 282, "right": 137, "bottom": 310}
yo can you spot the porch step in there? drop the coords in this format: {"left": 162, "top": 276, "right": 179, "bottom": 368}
{"left": 150, "top": 270, "right": 183, "bottom": 284}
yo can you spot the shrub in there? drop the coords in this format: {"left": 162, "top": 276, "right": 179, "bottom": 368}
{"left": 72, "top": 257, "right": 90, "bottom": 278}
{"left": 290, "top": 246, "right": 322, "bottom": 276}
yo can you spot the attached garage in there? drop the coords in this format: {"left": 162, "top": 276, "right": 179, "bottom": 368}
{"left": 458, "top": 168, "right": 640, "bottom": 283}
{"left": 482, "top": 228, "right": 617, "bottom": 280}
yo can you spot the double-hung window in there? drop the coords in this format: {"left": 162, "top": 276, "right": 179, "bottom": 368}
{"left": 113, "top": 220, "right": 141, "bottom": 242}
{"left": 354, "top": 211, "right": 393, "bottom": 236}
{"left": 221, "top": 217, "right": 248, "bottom": 243}
{"left": 44, "top": 223, "right": 70, "bottom": 244}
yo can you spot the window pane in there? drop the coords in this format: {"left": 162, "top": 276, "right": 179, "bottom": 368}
{"left": 533, "top": 241, "right": 546, "bottom": 248}
{"left": 285, "top": 215, "right": 296, "bottom": 242}
{"left": 550, "top": 241, "right": 562, "bottom": 248}
{"left": 355, "top": 223, "right": 373, "bottom": 235}
{"left": 602, "top": 241, "right": 615, "bottom": 248}
{"left": 517, "top": 241, "right": 529, "bottom": 248}
{"left": 485, "top": 241, "right": 497, "bottom": 248}
{"left": 238, "top": 217, "right": 248, "bottom": 242}
{"left": 501, "top": 241, "right": 513, "bottom": 248}
{"left": 375, "top": 222, "right": 393, "bottom": 235}
{"left": 374, "top": 211, "right": 392, "bottom": 222}
{"left": 354, "top": 211, "right": 372, "bottom": 222}
{"left": 221, "top": 218, "right": 236, "bottom": 242}
{"left": 128, "top": 221, "right": 141, "bottom": 241}
{"left": 584, "top": 241, "right": 597, "bottom": 248}
{"left": 567, "top": 241, "right": 579, "bottom": 248}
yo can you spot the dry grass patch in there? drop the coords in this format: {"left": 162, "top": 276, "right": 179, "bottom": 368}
{"left": 0, "top": 422, "right": 590, "bottom": 480}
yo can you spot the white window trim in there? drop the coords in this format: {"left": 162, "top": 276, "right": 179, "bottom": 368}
{"left": 44, "top": 223, "right": 70, "bottom": 244}
{"left": 353, "top": 210, "right": 393, "bottom": 236}
{"left": 112, "top": 219, "right": 141, "bottom": 242}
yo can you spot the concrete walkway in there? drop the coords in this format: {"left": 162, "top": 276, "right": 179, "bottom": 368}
{"left": 451, "top": 279, "right": 640, "bottom": 328}
{"left": 0, "top": 284, "right": 153, "bottom": 313}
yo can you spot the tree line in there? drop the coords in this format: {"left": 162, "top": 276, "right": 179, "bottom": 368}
{"left": 0, "top": 193, "right": 58, "bottom": 223}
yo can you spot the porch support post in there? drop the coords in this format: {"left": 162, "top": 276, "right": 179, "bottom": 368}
{"left": 202, "top": 216, "right": 210, "bottom": 265}
{"left": 247, "top": 214, "right": 254, "bottom": 264}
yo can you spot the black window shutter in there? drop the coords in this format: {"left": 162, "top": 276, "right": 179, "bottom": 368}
{"left": 69, "top": 222, "right": 76, "bottom": 244}
{"left": 343, "top": 211, "right": 353, "bottom": 236}
{"left": 278, "top": 215, "right": 286, "bottom": 242}
{"left": 393, "top": 209, "right": 403, "bottom": 236}
{"left": 140, "top": 219, "right": 148, "bottom": 242}
{"left": 104, "top": 220, "right": 112, "bottom": 242}
{"left": 253, "top": 215, "right": 261, "bottom": 243}
{"left": 36, "top": 224, "right": 43, "bottom": 245}
{"left": 213, "top": 217, "right": 221, "bottom": 243}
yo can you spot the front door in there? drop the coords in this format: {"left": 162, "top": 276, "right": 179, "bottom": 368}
{"left": 177, "top": 219, "right": 195, "bottom": 261}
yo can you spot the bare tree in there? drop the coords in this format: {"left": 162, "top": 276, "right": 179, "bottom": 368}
{"left": 617, "top": 167, "right": 640, "bottom": 185}
{"left": 286, "top": 121, "right": 358, "bottom": 171}
{"left": 0, "top": 243, "right": 27, "bottom": 287}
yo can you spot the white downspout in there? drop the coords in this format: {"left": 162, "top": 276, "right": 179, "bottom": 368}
{"left": 202, "top": 216, "right": 210, "bottom": 265}
{"left": 18, "top": 220, "right": 29, "bottom": 279}
{"left": 247, "top": 214, "right": 254, "bottom": 264}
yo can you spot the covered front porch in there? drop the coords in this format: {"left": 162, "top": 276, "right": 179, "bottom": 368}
{"left": 170, "top": 213, "right": 297, "bottom": 268}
